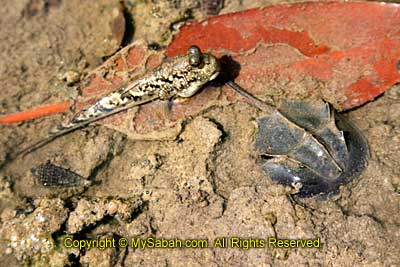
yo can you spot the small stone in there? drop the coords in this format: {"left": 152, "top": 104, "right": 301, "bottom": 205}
{"left": 5, "top": 247, "right": 13, "bottom": 255}
{"left": 61, "top": 70, "right": 80, "bottom": 85}
{"left": 142, "top": 189, "right": 152, "bottom": 201}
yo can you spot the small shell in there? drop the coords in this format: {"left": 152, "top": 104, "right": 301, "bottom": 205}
{"left": 31, "top": 161, "right": 89, "bottom": 187}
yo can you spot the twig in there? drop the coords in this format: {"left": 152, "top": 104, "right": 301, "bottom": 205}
{"left": 0, "top": 101, "right": 72, "bottom": 124}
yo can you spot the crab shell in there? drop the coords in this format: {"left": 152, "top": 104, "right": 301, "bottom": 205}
{"left": 255, "top": 99, "right": 369, "bottom": 197}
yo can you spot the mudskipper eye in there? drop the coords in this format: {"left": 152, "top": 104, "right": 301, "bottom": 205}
{"left": 188, "top": 45, "right": 202, "bottom": 67}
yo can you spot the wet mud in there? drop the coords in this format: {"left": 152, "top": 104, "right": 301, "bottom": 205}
{"left": 0, "top": 1, "right": 399, "bottom": 266}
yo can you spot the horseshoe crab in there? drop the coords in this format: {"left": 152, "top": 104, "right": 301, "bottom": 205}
{"left": 227, "top": 81, "right": 369, "bottom": 197}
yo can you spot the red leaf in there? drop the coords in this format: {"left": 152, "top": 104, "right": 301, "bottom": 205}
{"left": 167, "top": 2, "right": 400, "bottom": 110}
{"left": 5, "top": 3, "right": 399, "bottom": 139}
{"left": 79, "top": 2, "right": 400, "bottom": 138}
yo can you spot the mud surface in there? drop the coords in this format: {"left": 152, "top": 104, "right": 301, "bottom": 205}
{"left": 0, "top": 1, "right": 399, "bottom": 266}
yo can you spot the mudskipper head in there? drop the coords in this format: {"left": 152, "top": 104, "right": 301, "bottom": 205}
{"left": 175, "top": 45, "right": 220, "bottom": 97}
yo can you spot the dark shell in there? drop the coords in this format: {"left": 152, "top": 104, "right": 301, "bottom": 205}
{"left": 31, "top": 161, "right": 87, "bottom": 187}
{"left": 256, "top": 99, "right": 369, "bottom": 197}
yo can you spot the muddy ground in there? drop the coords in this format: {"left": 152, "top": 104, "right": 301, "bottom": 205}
{"left": 0, "top": 0, "right": 399, "bottom": 266}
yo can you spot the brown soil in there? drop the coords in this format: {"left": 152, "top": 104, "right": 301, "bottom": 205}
{"left": 0, "top": 1, "right": 399, "bottom": 266}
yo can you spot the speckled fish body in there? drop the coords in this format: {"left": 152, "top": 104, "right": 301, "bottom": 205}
{"left": 61, "top": 46, "right": 220, "bottom": 130}
{"left": 15, "top": 46, "right": 219, "bottom": 157}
